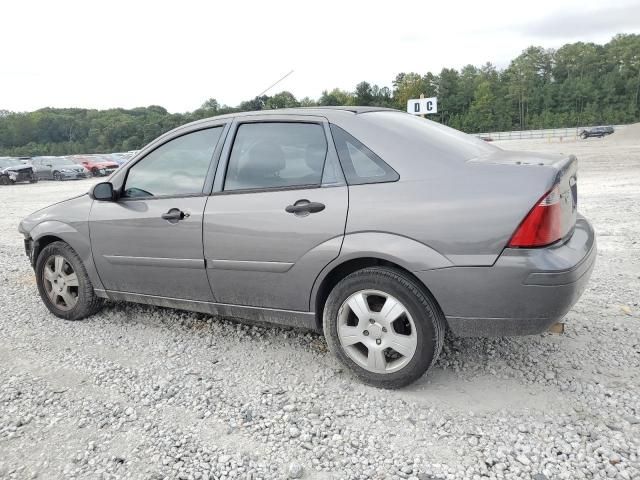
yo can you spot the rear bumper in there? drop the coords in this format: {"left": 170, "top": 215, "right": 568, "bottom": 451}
{"left": 414, "top": 216, "right": 596, "bottom": 337}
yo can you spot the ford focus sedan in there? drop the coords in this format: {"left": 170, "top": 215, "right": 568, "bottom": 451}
{"left": 18, "top": 107, "right": 596, "bottom": 388}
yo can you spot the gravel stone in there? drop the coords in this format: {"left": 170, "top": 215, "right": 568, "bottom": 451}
{"left": 287, "top": 461, "right": 304, "bottom": 478}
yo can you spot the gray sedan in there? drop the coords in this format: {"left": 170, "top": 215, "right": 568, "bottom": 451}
{"left": 18, "top": 107, "right": 595, "bottom": 388}
{"left": 31, "top": 157, "right": 91, "bottom": 181}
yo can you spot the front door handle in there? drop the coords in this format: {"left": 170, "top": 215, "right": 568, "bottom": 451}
{"left": 161, "top": 208, "right": 190, "bottom": 223}
{"left": 285, "top": 200, "right": 325, "bottom": 215}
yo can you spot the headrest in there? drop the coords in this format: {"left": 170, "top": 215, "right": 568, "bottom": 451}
{"left": 246, "top": 141, "right": 285, "bottom": 177}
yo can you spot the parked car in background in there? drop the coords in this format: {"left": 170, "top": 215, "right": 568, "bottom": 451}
{"left": 31, "top": 157, "right": 91, "bottom": 181}
{"left": 18, "top": 107, "right": 596, "bottom": 388}
{"left": 71, "top": 155, "right": 119, "bottom": 176}
{"left": 107, "top": 153, "right": 132, "bottom": 166}
{"left": 0, "top": 158, "right": 38, "bottom": 185}
{"left": 580, "top": 126, "right": 614, "bottom": 138}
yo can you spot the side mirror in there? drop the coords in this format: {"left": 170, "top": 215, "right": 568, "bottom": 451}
{"left": 92, "top": 182, "right": 115, "bottom": 201}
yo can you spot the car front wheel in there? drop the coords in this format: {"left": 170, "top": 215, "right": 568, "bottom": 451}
{"left": 323, "top": 267, "right": 445, "bottom": 388}
{"left": 35, "top": 241, "right": 104, "bottom": 320}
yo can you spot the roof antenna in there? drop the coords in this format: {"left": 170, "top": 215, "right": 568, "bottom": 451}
{"left": 256, "top": 70, "right": 294, "bottom": 97}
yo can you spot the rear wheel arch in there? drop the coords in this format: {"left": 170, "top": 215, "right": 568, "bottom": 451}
{"left": 313, "top": 257, "right": 444, "bottom": 331}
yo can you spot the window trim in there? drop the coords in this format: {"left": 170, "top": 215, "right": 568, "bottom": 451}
{"left": 218, "top": 119, "right": 331, "bottom": 195}
{"left": 215, "top": 183, "right": 322, "bottom": 197}
{"left": 329, "top": 123, "right": 400, "bottom": 186}
{"left": 117, "top": 124, "right": 228, "bottom": 202}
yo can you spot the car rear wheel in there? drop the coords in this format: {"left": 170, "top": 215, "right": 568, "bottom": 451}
{"left": 323, "top": 267, "right": 445, "bottom": 388}
{"left": 0, "top": 176, "right": 10, "bottom": 185}
{"left": 53, "top": 171, "right": 62, "bottom": 181}
{"left": 35, "top": 241, "right": 104, "bottom": 320}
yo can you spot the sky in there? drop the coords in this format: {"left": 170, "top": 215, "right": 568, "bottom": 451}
{"left": 1, "top": 0, "right": 640, "bottom": 113}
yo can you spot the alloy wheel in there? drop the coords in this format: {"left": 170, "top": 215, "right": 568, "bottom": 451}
{"left": 42, "top": 255, "right": 79, "bottom": 311}
{"left": 337, "top": 289, "right": 417, "bottom": 374}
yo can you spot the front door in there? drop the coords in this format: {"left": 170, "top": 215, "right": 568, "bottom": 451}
{"left": 203, "top": 117, "right": 348, "bottom": 311}
{"left": 90, "top": 126, "right": 225, "bottom": 301}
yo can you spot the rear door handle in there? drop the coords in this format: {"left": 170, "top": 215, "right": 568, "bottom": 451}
{"left": 161, "top": 208, "right": 190, "bottom": 223}
{"left": 285, "top": 200, "right": 325, "bottom": 215}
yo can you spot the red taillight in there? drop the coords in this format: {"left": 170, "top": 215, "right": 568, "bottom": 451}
{"left": 508, "top": 186, "right": 562, "bottom": 248}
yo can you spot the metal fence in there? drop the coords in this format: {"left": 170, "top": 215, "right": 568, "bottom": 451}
{"left": 472, "top": 125, "right": 627, "bottom": 141}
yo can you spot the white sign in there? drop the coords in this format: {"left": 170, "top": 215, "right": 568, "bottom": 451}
{"left": 407, "top": 97, "right": 438, "bottom": 115}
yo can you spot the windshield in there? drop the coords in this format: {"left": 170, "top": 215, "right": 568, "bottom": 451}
{"left": 50, "top": 158, "right": 76, "bottom": 166}
{"left": 0, "top": 159, "right": 20, "bottom": 168}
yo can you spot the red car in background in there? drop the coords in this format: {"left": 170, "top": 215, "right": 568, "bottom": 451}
{"left": 71, "top": 155, "right": 119, "bottom": 177}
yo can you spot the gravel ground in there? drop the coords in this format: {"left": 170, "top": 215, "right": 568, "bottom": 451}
{"left": 0, "top": 132, "right": 639, "bottom": 480}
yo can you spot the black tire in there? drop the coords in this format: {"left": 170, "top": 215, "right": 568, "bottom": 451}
{"left": 29, "top": 177, "right": 38, "bottom": 183}
{"left": 53, "top": 171, "right": 62, "bottom": 181}
{"left": 35, "top": 241, "right": 103, "bottom": 320}
{"left": 0, "top": 175, "right": 10, "bottom": 186}
{"left": 323, "top": 267, "right": 445, "bottom": 389}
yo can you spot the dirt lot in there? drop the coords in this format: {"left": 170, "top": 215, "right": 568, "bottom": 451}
{"left": 0, "top": 131, "right": 639, "bottom": 480}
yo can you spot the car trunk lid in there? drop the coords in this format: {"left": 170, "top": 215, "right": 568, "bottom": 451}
{"left": 470, "top": 150, "right": 578, "bottom": 247}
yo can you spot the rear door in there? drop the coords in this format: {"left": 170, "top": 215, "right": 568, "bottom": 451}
{"left": 203, "top": 115, "right": 348, "bottom": 311}
{"left": 89, "top": 124, "right": 227, "bottom": 301}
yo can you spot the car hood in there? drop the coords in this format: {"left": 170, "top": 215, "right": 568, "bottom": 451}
{"left": 1, "top": 164, "right": 32, "bottom": 174}
{"left": 18, "top": 193, "right": 90, "bottom": 236}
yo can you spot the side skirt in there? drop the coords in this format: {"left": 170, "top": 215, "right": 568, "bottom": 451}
{"left": 95, "top": 289, "right": 318, "bottom": 331}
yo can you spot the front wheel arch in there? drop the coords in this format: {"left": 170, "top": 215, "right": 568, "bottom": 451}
{"left": 35, "top": 240, "right": 103, "bottom": 320}
{"left": 31, "top": 235, "right": 65, "bottom": 267}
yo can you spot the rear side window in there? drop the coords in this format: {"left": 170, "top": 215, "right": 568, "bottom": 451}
{"left": 330, "top": 124, "right": 399, "bottom": 185}
{"left": 122, "top": 127, "right": 222, "bottom": 198}
{"left": 224, "top": 122, "right": 327, "bottom": 191}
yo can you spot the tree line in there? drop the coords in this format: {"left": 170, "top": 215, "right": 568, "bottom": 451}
{"left": 1, "top": 34, "right": 638, "bottom": 157}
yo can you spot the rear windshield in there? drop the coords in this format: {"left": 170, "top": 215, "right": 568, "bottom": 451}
{"left": 359, "top": 111, "right": 497, "bottom": 162}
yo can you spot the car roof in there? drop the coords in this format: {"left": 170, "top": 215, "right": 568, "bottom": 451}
{"left": 181, "top": 106, "right": 400, "bottom": 129}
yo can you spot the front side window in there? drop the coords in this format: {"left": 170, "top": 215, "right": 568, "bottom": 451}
{"left": 330, "top": 124, "right": 399, "bottom": 185}
{"left": 224, "top": 122, "right": 327, "bottom": 191}
{"left": 122, "top": 127, "right": 222, "bottom": 198}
